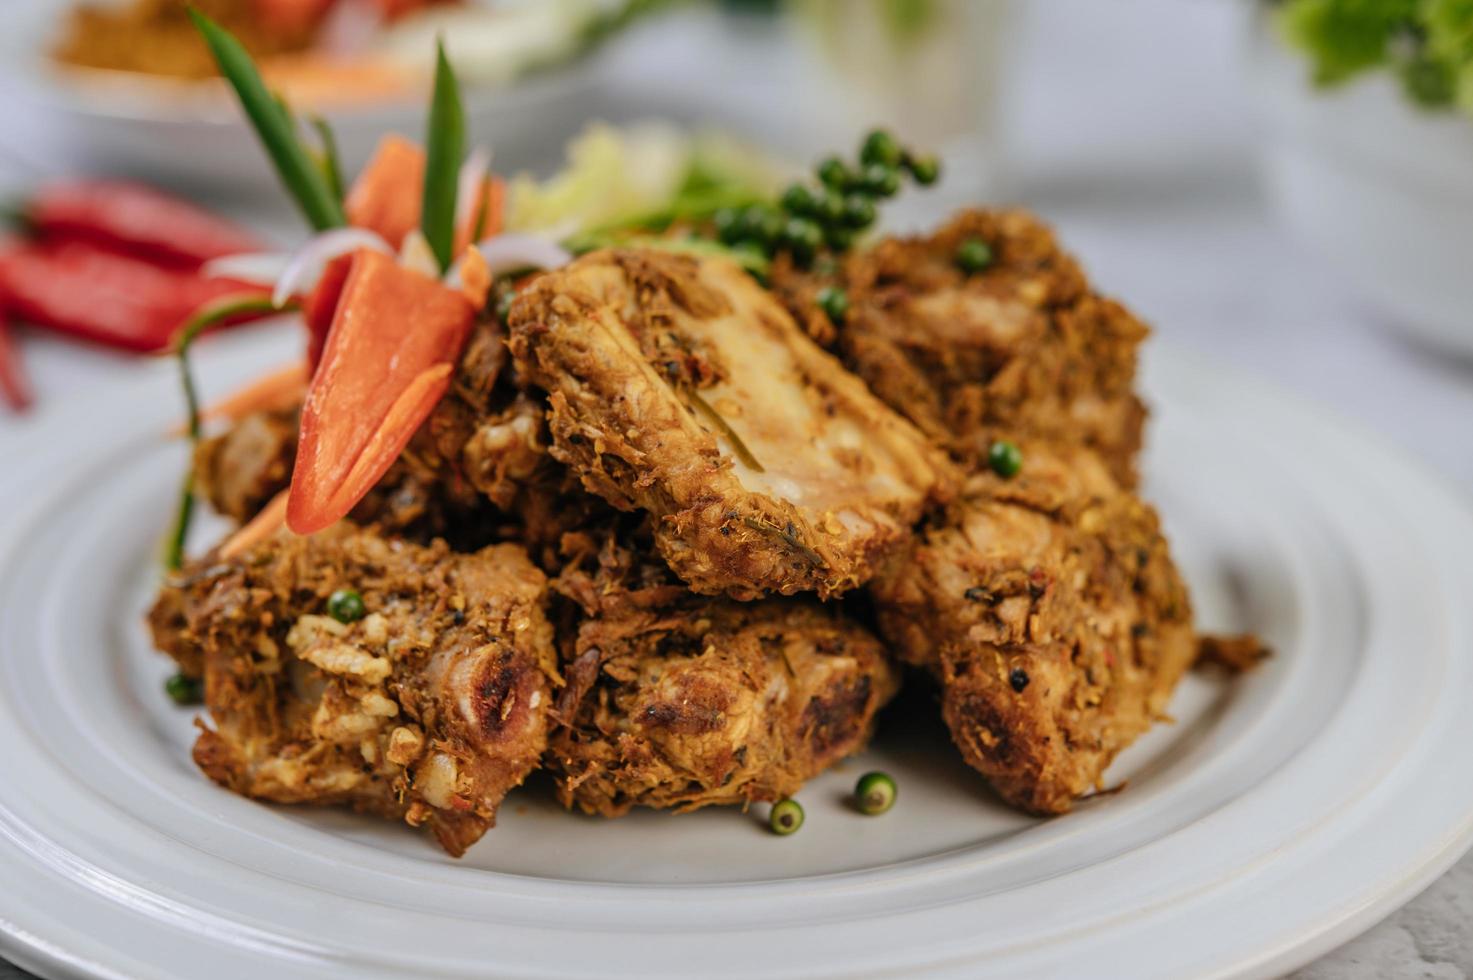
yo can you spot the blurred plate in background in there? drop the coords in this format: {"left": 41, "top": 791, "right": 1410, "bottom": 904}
{"left": 0, "top": 0, "right": 619, "bottom": 194}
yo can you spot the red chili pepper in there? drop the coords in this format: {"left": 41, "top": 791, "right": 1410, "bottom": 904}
{"left": 0, "top": 241, "right": 268, "bottom": 353}
{"left": 287, "top": 248, "right": 474, "bottom": 534}
{"left": 0, "top": 313, "right": 34, "bottom": 413}
{"left": 23, "top": 181, "right": 262, "bottom": 269}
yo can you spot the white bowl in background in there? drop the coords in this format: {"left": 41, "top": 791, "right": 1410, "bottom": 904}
{"left": 0, "top": 0, "right": 604, "bottom": 197}
{"left": 1251, "top": 27, "right": 1473, "bottom": 356}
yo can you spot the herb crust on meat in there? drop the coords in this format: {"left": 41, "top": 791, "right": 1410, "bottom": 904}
{"left": 509, "top": 248, "right": 954, "bottom": 600}
{"left": 150, "top": 525, "right": 558, "bottom": 855}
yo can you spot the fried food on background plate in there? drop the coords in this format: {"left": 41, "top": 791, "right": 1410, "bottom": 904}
{"left": 545, "top": 524, "right": 900, "bottom": 816}
{"left": 149, "top": 525, "right": 559, "bottom": 856}
{"left": 509, "top": 248, "right": 955, "bottom": 600}
{"left": 868, "top": 442, "right": 1194, "bottom": 814}
{"left": 772, "top": 209, "right": 1147, "bottom": 487}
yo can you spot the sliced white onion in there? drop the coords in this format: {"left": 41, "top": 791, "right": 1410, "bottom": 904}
{"left": 455, "top": 144, "right": 494, "bottom": 235}
{"left": 272, "top": 228, "right": 392, "bottom": 308}
{"left": 444, "top": 233, "right": 573, "bottom": 291}
{"left": 201, "top": 252, "right": 291, "bottom": 286}
{"left": 473, "top": 234, "right": 573, "bottom": 275}
{"left": 397, "top": 228, "right": 441, "bottom": 278}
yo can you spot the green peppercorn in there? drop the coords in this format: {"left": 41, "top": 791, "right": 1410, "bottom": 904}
{"left": 816, "top": 285, "right": 848, "bottom": 324}
{"left": 165, "top": 672, "right": 203, "bottom": 706}
{"left": 780, "top": 217, "right": 823, "bottom": 265}
{"left": 956, "top": 237, "right": 994, "bottom": 274}
{"left": 860, "top": 129, "right": 903, "bottom": 169}
{"left": 769, "top": 797, "right": 804, "bottom": 835}
{"left": 823, "top": 224, "right": 855, "bottom": 251}
{"left": 740, "top": 203, "right": 784, "bottom": 247}
{"left": 817, "top": 155, "right": 852, "bottom": 189}
{"left": 906, "top": 153, "right": 941, "bottom": 185}
{"left": 714, "top": 206, "right": 743, "bottom": 244}
{"left": 494, "top": 283, "right": 518, "bottom": 325}
{"left": 988, "top": 439, "right": 1023, "bottom": 478}
{"left": 327, "top": 588, "right": 366, "bottom": 623}
{"left": 840, "top": 194, "right": 876, "bottom": 228}
{"left": 860, "top": 163, "right": 900, "bottom": 198}
{"left": 817, "top": 189, "right": 846, "bottom": 224}
{"left": 781, "top": 183, "right": 822, "bottom": 217}
{"left": 855, "top": 771, "right": 897, "bottom": 815}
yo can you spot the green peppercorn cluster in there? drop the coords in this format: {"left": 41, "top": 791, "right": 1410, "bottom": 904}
{"left": 713, "top": 129, "right": 939, "bottom": 268}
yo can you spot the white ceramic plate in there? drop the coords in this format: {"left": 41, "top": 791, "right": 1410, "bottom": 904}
{"left": 2, "top": 326, "right": 1473, "bottom": 979}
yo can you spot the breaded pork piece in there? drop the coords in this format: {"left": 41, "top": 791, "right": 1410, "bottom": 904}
{"left": 509, "top": 248, "right": 953, "bottom": 600}
{"left": 869, "top": 442, "right": 1194, "bottom": 813}
{"left": 772, "top": 209, "right": 1147, "bottom": 487}
{"left": 545, "top": 525, "right": 900, "bottom": 816}
{"left": 148, "top": 525, "right": 558, "bottom": 856}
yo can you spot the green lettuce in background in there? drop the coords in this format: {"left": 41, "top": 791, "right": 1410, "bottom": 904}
{"left": 1277, "top": 0, "right": 1473, "bottom": 115}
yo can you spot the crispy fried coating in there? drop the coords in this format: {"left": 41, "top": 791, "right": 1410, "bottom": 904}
{"left": 869, "top": 443, "right": 1194, "bottom": 813}
{"left": 192, "top": 320, "right": 555, "bottom": 547}
{"left": 148, "top": 525, "right": 558, "bottom": 856}
{"left": 509, "top": 248, "right": 953, "bottom": 600}
{"left": 194, "top": 403, "right": 298, "bottom": 523}
{"left": 544, "top": 525, "right": 900, "bottom": 816}
{"left": 773, "top": 209, "right": 1147, "bottom": 486}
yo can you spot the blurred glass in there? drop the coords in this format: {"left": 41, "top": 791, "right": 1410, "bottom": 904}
{"left": 794, "top": 0, "right": 1013, "bottom": 204}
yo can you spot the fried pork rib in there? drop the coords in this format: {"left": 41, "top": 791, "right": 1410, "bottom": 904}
{"left": 148, "top": 526, "right": 558, "bottom": 855}
{"left": 546, "top": 528, "right": 900, "bottom": 816}
{"left": 869, "top": 443, "right": 1194, "bottom": 813}
{"left": 773, "top": 209, "right": 1147, "bottom": 487}
{"left": 509, "top": 249, "right": 953, "bottom": 600}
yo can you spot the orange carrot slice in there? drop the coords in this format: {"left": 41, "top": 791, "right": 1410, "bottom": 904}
{"left": 220, "top": 490, "right": 289, "bottom": 560}
{"left": 286, "top": 249, "right": 473, "bottom": 535}
{"left": 346, "top": 136, "right": 505, "bottom": 256}
{"left": 203, "top": 361, "right": 307, "bottom": 424}
{"left": 344, "top": 135, "right": 425, "bottom": 250}
{"left": 457, "top": 245, "right": 491, "bottom": 310}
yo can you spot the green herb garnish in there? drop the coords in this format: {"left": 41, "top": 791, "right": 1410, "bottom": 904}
{"left": 1277, "top": 0, "right": 1473, "bottom": 113}
{"left": 189, "top": 7, "right": 346, "bottom": 231}
{"left": 166, "top": 294, "right": 297, "bottom": 571}
{"left": 422, "top": 39, "right": 465, "bottom": 274}
{"left": 310, "top": 115, "right": 346, "bottom": 204}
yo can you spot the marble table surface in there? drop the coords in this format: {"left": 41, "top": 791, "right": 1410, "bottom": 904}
{"left": 3, "top": 1, "right": 1472, "bottom": 977}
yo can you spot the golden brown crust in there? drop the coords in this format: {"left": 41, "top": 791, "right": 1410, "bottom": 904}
{"left": 869, "top": 442, "right": 1194, "bottom": 813}
{"left": 509, "top": 248, "right": 954, "bottom": 599}
{"left": 149, "top": 525, "right": 558, "bottom": 856}
{"left": 544, "top": 526, "right": 899, "bottom": 816}
{"left": 54, "top": 0, "right": 313, "bottom": 79}
{"left": 773, "top": 209, "right": 1147, "bottom": 486}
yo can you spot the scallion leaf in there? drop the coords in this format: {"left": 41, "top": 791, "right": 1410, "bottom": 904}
{"left": 421, "top": 39, "right": 465, "bottom": 273}
{"left": 310, "top": 116, "right": 345, "bottom": 204}
{"left": 189, "top": 7, "right": 346, "bottom": 231}
{"left": 166, "top": 294, "right": 297, "bottom": 570}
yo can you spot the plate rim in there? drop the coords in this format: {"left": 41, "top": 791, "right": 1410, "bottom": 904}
{"left": 2, "top": 337, "right": 1473, "bottom": 979}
